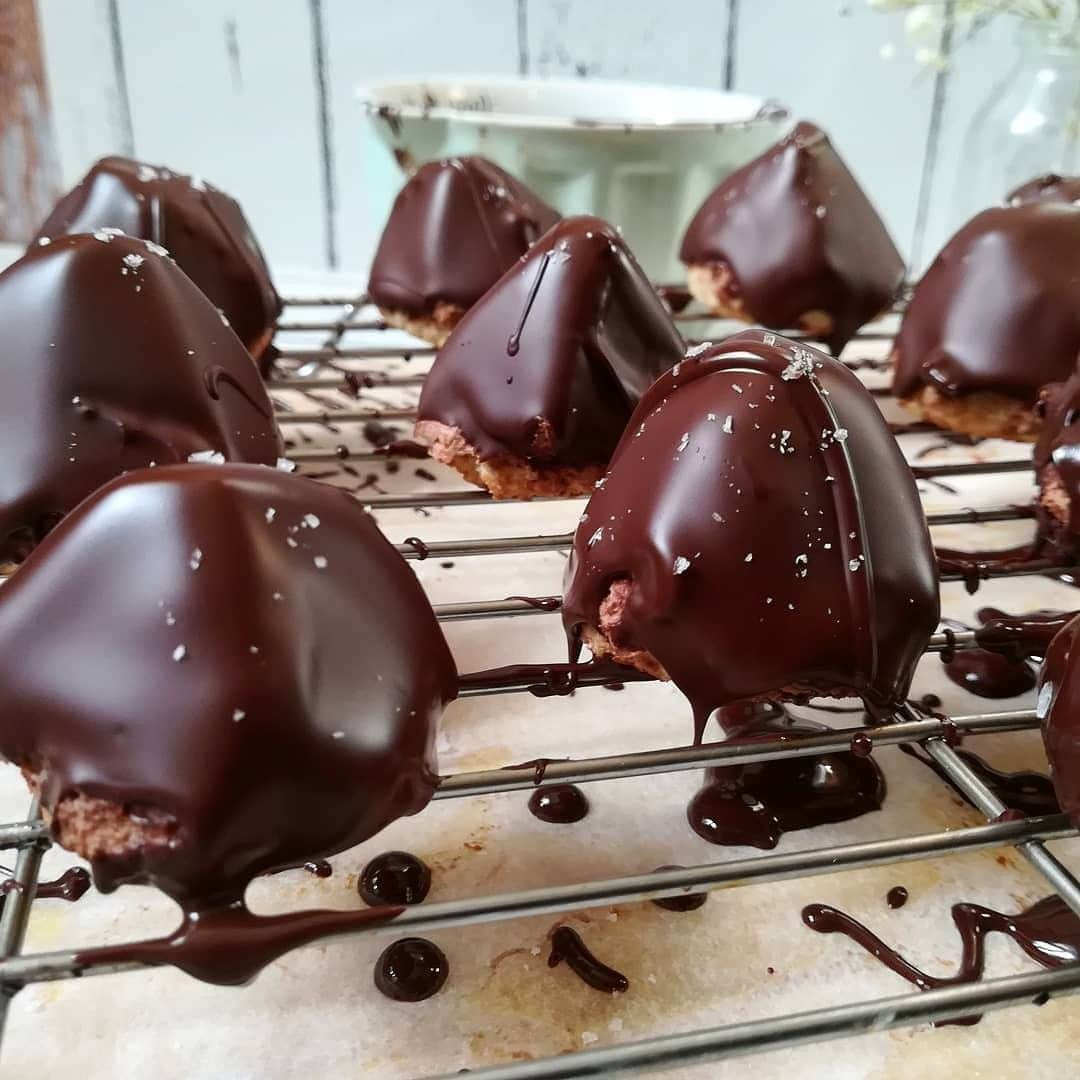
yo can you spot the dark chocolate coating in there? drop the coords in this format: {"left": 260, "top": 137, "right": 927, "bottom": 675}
{"left": 368, "top": 156, "right": 560, "bottom": 318}
{"left": 1037, "top": 611, "right": 1080, "bottom": 824}
{"left": 562, "top": 330, "right": 939, "bottom": 734}
{"left": 1035, "top": 372, "right": 1080, "bottom": 555}
{"left": 679, "top": 122, "right": 904, "bottom": 353}
{"left": 34, "top": 157, "right": 281, "bottom": 365}
{"left": 0, "top": 464, "right": 457, "bottom": 905}
{"left": 892, "top": 203, "right": 1080, "bottom": 403}
{"left": 1008, "top": 173, "right": 1080, "bottom": 206}
{"left": 417, "top": 215, "right": 685, "bottom": 467}
{"left": 0, "top": 233, "right": 282, "bottom": 565}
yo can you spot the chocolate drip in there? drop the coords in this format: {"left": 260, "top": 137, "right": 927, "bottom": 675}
{"left": 680, "top": 122, "right": 904, "bottom": 353}
{"left": 687, "top": 705, "right": 886, "bottom": 849}
{"left": 975, "top": 608, "right": 1073, "bottom": 661}
{"left": 374, "top": 937, "right": 449, "bottom": 1002}
{"left": 34, "top": 157, "right": 281, "bottom": 367}
{"left": 0, "top": 235, "right": 282, "bottom": 564}
{"left": 358, "top": 851, "right": 432, "bottom": 907}
{"left": 1, "top": 866, "right": 91, "bottom": 910}
{"left": 656, "top": 285, "right": 693, "bottom": 314}
{"left": 369, "top": 157, "right": 559, "bottom": 318}
{"left": 802, "top": 895, "right": 1080, "bottom": 1024}
{"left": 562, "top": 330, "right": 939, "bottom": 740}
{"left": 650, "top": 866, "right": 708, "bottom": 912}
{"left": 362, "top": 420, "right": 401, "bottom": 447}
{"left": 892, "top": 202, "right": 1080, "bottom": 403}
{"left": 943, "top": 648, "right": 1036, "bottom": 698}
{"left": 886, "top": 886, "right": 909, "bottom": 909}
{"left": 417, "top": 216, "right": 685, "bottom": 470}
{"left": 303, "top": 860, "right": 332, "bottom": 879}
{"left": 456, "top": 659, "right": 650, "bottom": 698}
{"left": 934, "top": 545, "right": 1046, "bottom": 596}
{"left": 82, "top": 901, "right": 404, "bottom": 985}
{"left": 527, "top": 784, "right": 589, "bottom": 824}
{"left": 506, "top": 595, "right": 562, "bottom": 612}
{"left": 547, "top": 926, "right": 629, "bottom": 993}
{"left": 0, "top": 465, "right": 456, "bottom": 915}
{"left": 899, "top": 744, "right": 1058, "bottom": 816}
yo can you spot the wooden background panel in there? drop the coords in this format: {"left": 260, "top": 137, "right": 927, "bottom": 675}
{"left": 0, "top": 0, "right": 59, "bottom": 240}
{"left": 526, "top": 0, "right": 734, "bottom": 86}
{"left": 115, "top": 0, "right": 326, "bottom": 269}
{"left": 322, "top": 0, "right": 521, "bottom": 271}
{"left": 736, "top": 1, "right": 936, "bottom": 265}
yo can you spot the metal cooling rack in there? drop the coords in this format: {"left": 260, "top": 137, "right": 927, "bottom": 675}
{"left": 1, "top": 295, "right": 1078, "bottom": 1079}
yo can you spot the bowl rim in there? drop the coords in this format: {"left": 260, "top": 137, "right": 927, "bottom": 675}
{"left": 357, "top": 75, "right": 789, "bottom": 133}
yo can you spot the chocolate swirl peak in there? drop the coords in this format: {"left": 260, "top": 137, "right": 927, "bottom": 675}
{"left": 415, "top": 215, "right": 685, "bottom": 494}
{"left": 0, "top": 464, "right": 457, "bottom": 906}
{"left": 679, "top": 122, "right": 904, "bottom": 353}
{"left": 369, "top": 156, "right": 560, "bottom": 320}
{"left": 0, "top": 233, "right": 282, "bottom": 566}
{"left": 561, "top": 330, "right": 939, "bottom": 739}
{"left": 34, "top": 157, "right": 281, "bottom": 366}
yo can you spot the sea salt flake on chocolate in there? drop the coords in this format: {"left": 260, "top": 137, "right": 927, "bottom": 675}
{"left": 122, "top": 253, "right": 145, "bottom": 272}
{"left": 587, "top": 528, "right": 604, "bottom": 547}
{"left": 302, "top": 513, "right": 321, "bottom": 529}
{"left": 331, "top": 730, "right": 346, "bottom": 740}
{"left": 93, "top": 227, "right": 124, "bottom": 243}
{"left": 744, "top": 552, "right": 753, "bottom": 562}
{"left": 722, "top": 415, "right": 734, "bottom": 434}
{"left": 187, "top": 450, "right": 225, "bottom": 465}
{"left": 313, "top": 555, "right": 328, "bottom": 569}
{"left": 265, "top": 507, "right": 276, "bottom": 523}
{"left": 848, "top": 558, "right": 862, "bottom": 571}
{"left": 677, "top": 432, "right": 690, "bottom": 452}
{"left": 673, "top": 555, "right": 691, "bottom": 575}
{"left": 189, "top": 547, "right": 203, "bottom": 570}
{"left": 232, "top": 709, "right": 245, "bottom": 722}
{"left": 144, "top": 240, "right": 170, "bottom": 258}
{"left": 685, "top": 342, "right": 713, "bottom": 358}
{"left": 832, "top": 427, "right": 849, "bottom": 442}
{"left": 276, "top": 457, "right": 297, "bottom": 473}
{"left": 172, "top": 644, "right": 188, "bottom": 662}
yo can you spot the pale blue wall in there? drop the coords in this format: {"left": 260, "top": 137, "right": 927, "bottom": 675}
{"left": 36, "top": 0, "right": 1021, "bottom": 272}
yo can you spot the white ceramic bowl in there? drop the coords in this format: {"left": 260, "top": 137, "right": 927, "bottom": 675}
{"left": 358, "top": 77, "right": 790, "bottom": 283}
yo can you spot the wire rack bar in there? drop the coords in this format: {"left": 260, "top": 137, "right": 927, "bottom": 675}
{"left": 271, "top": 373, "right": 427, "bottom": 392}
{"left": 0, "top": 798, "right": 44, "bottom": 1040}
{"left": 433, "top": 966, "right": 1080, "bottom": 1079}
{"left": 0, "top": 709, "right": 1035, "bottom": 853}
{"left": 0, "top": 814, "right": 1068, "bottom": 989}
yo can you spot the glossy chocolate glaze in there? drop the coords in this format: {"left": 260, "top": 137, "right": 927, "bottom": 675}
{"left": 359, "top": 851, "right": 432, "bottom": 907}
{"left": 803, "top": 895, "right": 1079, "bottom": 1024}
{"left": 886, "top": 886, "right": 909, "bottom": 909}
{"left": 374, "top": 937, "right": 449, "bottom": 1001}
{"left": 1, "top": 866, "right": 91, "bottom": 911}
{"left": 1036, "top": 611, "right": 1080, "bottom": 823}
{"left": 548, "top": 926, "right": 629, "bottom": 993}
{"left": 1035, "top": 372, "right": 1080, "bottom": 556}
{"left": 687, "top": 705, "right": 885, "bottom": 849}
{"left": 34, "top": 157, "right": 281, "bottom": 365}
{"left": 976, "top": 608, "right": 1074, "bottom": 661}
{"left": 0, "top": 235, "right": 283, "bottom": 565}
{"left": 527, "top": 784, "right": 590, "bottom": 823}
{"left": 417, "top": 216, "right": 685, "bottom": 468}
{"left": 86, "top": 901, "right": 404, "bottom": 985}
{"left": 942, "top": 648, "right": 1036, "bottom": 698}
{"left": 562, "top": 330, "right": 939, "bottom": 740}
{"left": 1008, "top": 173, "right": 1080, "bottom": 206}
{"left": 679, "top": 122, "right": 904, "bottom": 353}
{"left": 0, "top": 464, "right": 457, "bottom": 911}
{"left": 368, "top": 156, "right": 560, "bottom": 318}
{"left": 892, "top": 202, "right": 1080, "bottom": 402}
{"left": 650, "top": 866, "right": 708, "bottom": 912}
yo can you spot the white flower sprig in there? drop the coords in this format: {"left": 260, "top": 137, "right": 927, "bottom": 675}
{"left": 866, "top": 0, "right": 1080, "bottom": 68}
